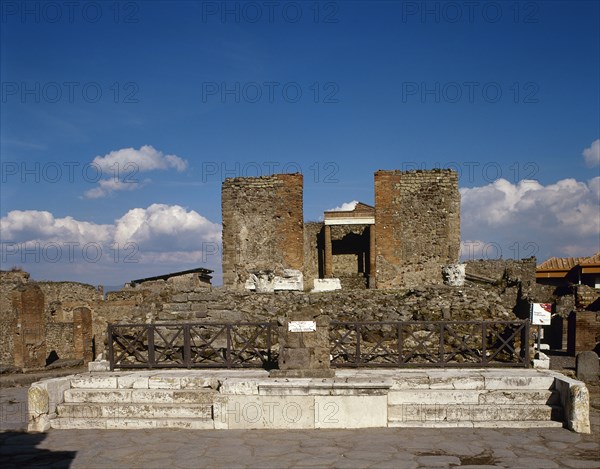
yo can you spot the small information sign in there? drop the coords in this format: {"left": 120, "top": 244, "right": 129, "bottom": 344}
{"left": 530, "top": 303, "right": 552, "bottom": 326}
{"left": 288, "top": 321, "right": 317, "bottom": 332}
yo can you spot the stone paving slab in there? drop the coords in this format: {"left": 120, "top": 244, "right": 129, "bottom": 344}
{"left": 1, "top": 424, "right": 598, "bottom": 468}
{"left": 4, "top": 368, "right": 599, "bottom": 468}
{"left": 3, "top": 383, "right": 599, "bottom": 468}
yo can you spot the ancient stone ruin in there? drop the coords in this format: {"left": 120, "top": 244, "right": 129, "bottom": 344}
{"left": 221, "top": 169, "right": 461, "bottom": 292}
{"left": 1, "top": 169, "right": 597, "bottom": 376}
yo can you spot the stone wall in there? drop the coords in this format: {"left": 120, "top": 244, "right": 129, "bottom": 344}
{"left": 465, "top": 258, "right": 536, "bottom": 285}
{"left": 465, "top": 258, "right": 538, "bottom": 319}
{"left": 91, "top": 281, "right": 527, "bottom": 358}
{"left": 1, "top": 259, "right": 547, "bottom": 365}
{"left": 121, "top": 284, "right": 515, "bottom": 323}
{"left": 7, "top": 255, "right": 591, "bottom": 366}
{"left": 11, "top": 284, "right": 46, "bottom": 370}
{"left": 330, "top": 224, "right": 370, "bottom": 277}
{"left": 222, "top": 173, "right": 304, "bottom": 290}
{"left": 0, "top": 270, "right": 29, "bottom": 364}
{"left": 46, "top": 323, "right": 74, "bottom": 361}
{"left": 568, "top": 311, "right": 600, "bottom": 354}
{"left": 374, "top": 169, "right": 460, "bottom": 289}
{"left": 36, "top": 281, "right": 102, "bottom": 323}
{"left": 303, "top": 222, "right": 324, "bottom": 291}
{"left": 575, "top": 285, "right": 600, "bottom": 310}
{"left": 0, "top": 272, "right": 99, "bottom": 370}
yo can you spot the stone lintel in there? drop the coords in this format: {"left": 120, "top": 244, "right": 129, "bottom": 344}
{"left": 324, "top": 217, "right": 374, "bottom": 225}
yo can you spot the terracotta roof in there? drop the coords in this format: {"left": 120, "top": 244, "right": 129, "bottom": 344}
{"left": 580, "top": 252, "right": 600, "bottom": 266}
{"left": 537, "top": 252, "right": 600, "bottom": 271}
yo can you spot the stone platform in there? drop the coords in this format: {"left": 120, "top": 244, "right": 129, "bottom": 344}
{"left": 27, "top": 368, "right": 591, "bottom": 433}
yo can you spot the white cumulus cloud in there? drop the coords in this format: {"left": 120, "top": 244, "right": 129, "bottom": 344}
{"left": 114, "top": 204, "right": 221, "bottom": 250}
{"left": 461, "top": 177, "right": 600, "bottom": 261}
{"left": 91, "top": 145, "right": 188, "bottom": 172}
{"left": 84, "top": 145, "right": 188, "bottom": 198}
{"left": 583, "top": 139, "right": 600, "bottom": 167}
{"left": 0, "top": 205, "right": 221, "bottom": 284}
{"left": 327, "top": 200, "right": 358, "bottom": 212}
{"left": 1, "top": 210, "right": 113, "bottom": 244}
{"left": 83, "top": 178, "right": 148, "bottom": 199}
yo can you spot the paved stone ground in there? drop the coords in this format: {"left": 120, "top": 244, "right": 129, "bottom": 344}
{"left": 1, "top": 358, "right": 598, "bottom": 469}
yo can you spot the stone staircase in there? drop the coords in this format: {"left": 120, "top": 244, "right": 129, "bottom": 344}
{"left": 383, "top": 370, "right": 564, "bottom": 428}
{"left": 29, "top": 369, "right": 588, "bottom": 431}
{"left": 51, "top": 374, "right": 222, "bottom": 429}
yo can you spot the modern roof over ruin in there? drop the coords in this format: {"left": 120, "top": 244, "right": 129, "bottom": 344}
{"left": 130, "top": 267, "right": 213, "bottom": 286}
{"left": 536, "top": 252, "right": 600, "bottom": 278}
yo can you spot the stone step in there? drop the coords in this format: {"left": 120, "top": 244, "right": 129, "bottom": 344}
{"left": 259, "top": 378, "right": 392, "bottom": 396}
{"left": 56, "top": 402, "right": 212, "bottom": 419}
{"left": 50, "top": 417, "right": 214, "bottom": 430}
{"left": 389, "top": 371, "right": 556, "bottom": 391}
{"left": 388, "top": 420, "right": 565, "bottom": 428}
{"left": 479, "top": 390, "right": 559, "bottom": 405}
{"left": 388, "top": 389, "right": 559, "bottom": 406}
{"left": 63, "top": 388, "right": 216, "bottom": 404}
{"left": 388, "top": 404, "right": 562, "bottom": 422}
{"left": 69, "top": 374, "right": 220, "bottom": 390}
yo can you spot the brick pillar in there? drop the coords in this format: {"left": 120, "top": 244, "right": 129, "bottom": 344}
{"left": 73, "top": 307, "right": 93, "bottom": 364}
{"left": 324, "top": 225, "right": 332, "bottom": 278}
{"left": 12, "top": 284, "right": 46, "bottom": 370}
{"left": 369, "top": 224, "right": 376, "bottom": 288}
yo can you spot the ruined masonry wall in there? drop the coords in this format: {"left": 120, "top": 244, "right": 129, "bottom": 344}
{"left": 1, "top": 258, "right": 546, "bottom": 365}
{"left": 569, "top": 311, "right": 600, "bottom": 354}
{"left": 303, "top": 222, "right": 323, "bottom": 291}
{"left": 0, "top": 273, "right": 100, "bottom": 369}
{"left": 330, "top": 224, "right": 370, "bottom": 277}
{"left": 222, "top": 173, "right": 304, "bottom": 290}
{"left": 0, "top": 271, "right": 29, "bottom": 364}
{"left": 375, "top": 170, "right": 460, "bottom": 289}
{"left": 465, "top": 258, "right": 537, "bottom": 285}
{"left": 93, "top": 283, "right": 518, "bottom": 358}
{"left": 575, "top": 285, "right": 600, "bottom": 310}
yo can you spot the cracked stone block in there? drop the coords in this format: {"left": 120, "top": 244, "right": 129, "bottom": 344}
{"left": 442, "top": 264, "right": 466, "bottom": 286}
{"left": 311, "top": 279, "right": 342, "bottom": 292}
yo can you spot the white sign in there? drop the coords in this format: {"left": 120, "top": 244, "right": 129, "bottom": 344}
{"left": 288, "top": 321, "right": 317, "bottom": 332}
{"left": 530, "top": 303, "right": 552, "bottom": 326}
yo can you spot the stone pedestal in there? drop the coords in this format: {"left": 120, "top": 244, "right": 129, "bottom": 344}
{"left": 576, "top": 351, "right": 599, "bottom": 383}
{"left": 270, "top": 310, "right": 334, "bottom": 378}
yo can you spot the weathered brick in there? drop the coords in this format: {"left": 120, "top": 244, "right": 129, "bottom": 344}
{"left": 222, "top": 173, "right": 304, "bottom": 289}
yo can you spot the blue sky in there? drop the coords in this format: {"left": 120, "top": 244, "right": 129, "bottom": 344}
{"left": 1, "top": 0, "right": 599, "bottom": 287}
